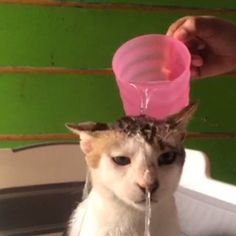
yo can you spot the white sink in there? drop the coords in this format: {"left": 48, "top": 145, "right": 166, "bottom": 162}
{"left": 177, "top": 149, "right": 236, "bottom": 236}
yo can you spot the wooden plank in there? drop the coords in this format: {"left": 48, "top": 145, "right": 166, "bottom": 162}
{"left": 0, "top": 0, "right": 236, "bottom": 15}
{"left": 186, "top": 132, "right": 236, "bottom": 139}
{"left": 0, "top": 66, "right": 112, "bottom": 75}
{"left": 0, "top": 132, "right": 236, "bottom": 141}
{"left": 0, "top": 134, "right": 77, "bottom": 141}
{"left": 0, "top": 66, "right": 234, "bottom": 77}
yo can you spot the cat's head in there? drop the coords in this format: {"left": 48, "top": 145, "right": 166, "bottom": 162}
{"left": 66, "top": 103, "right": 197, "bottom": 211}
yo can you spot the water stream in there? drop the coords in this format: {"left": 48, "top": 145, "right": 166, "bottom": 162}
{"left": 130, "top": 82, "right": 153, "bottom": 236}
{"left": 144, "top": 190, "right": 152, "bottom": 236}
{"left": 130, "top": 83, "right": 153, "bottom": 116}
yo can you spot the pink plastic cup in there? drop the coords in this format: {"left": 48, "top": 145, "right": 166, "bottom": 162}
{"left": 112, "top": 34, "right": 191, "bottom": 119}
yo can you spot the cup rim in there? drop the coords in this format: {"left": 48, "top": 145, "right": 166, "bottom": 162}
{"left": 112, "top": 34, "right": 191, "bottom": 85}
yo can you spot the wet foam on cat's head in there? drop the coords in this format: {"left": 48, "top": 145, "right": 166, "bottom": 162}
{"left": 113, "top": 115, "right": 170, "bottom": 146}
{"left": 66, "top": 116, "right": 177, "bottom": 169}
{"left": 66, "top": 102, "right": 197, "bottom": 168}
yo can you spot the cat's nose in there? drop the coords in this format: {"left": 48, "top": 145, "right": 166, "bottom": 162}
{"left": 137, "top": 181, "right": 159, "bottom": 194}
{"left": 148, "top": 181, "right": 159, "bottom": 194}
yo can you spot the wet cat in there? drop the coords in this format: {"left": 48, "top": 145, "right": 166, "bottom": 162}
{"left": 66, "top": 103, "right": 197, "bottom": 236}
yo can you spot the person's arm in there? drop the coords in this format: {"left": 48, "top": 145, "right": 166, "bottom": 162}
{"left": 166, "top": 16, "right": 236, "bottom": 79}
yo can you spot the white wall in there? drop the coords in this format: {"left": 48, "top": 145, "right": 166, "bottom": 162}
{"left": 0, "top": 144, "right": 86, "bottom": 189}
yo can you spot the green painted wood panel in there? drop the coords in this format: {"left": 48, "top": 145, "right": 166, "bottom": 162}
{"left": 0, "top": 5, "right": 183, "bottom": 67}
{"left": 0, "top": 4, "right": 235, "bottom": 68}
{"left": 0, "top": 74, "right": 123, "bottom": 137}
{"left": 189, "top": 76, "right": 236, "bottom": 132}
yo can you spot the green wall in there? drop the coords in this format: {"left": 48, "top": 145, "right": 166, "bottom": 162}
{"left": 0, "top": 1, "right": 236, "bottom": 185}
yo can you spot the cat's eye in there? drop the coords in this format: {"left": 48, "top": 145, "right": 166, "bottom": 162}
{"left": 158, "top": 151, "right": 178, "bottom": 166}
{"left": 112, "top": 156, "right": 131, "bottom": 166}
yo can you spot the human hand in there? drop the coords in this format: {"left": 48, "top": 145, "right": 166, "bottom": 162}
{"left": 166, "top": 16, "right": 236, "bottom": 79}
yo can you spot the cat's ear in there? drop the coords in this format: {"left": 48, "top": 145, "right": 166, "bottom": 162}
{"left": 167, "top": 102, "right": 198, "bottom": 132}
{"left": 65, "top": 122, "right": 109, "bottom": 154}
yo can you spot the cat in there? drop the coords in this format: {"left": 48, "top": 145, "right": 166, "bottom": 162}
{"left": 65, "top": 102, "right": 197, "bottom": 236}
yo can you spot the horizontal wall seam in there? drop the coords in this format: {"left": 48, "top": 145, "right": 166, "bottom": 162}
{"left": 0, "top": 1, "right": 235, "bottom": 15}
{"left": 0, "top": 66, "right": 235, "bottom": 77}
{"left": 0, "top": 132, "right": 236, "bottom": 141}
{"left": 0, "top": 66, "right": 113, "bottom": 75}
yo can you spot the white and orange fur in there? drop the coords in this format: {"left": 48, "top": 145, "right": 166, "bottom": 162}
{"left": 66, "top": 103, "right": 197, "bottom": 236}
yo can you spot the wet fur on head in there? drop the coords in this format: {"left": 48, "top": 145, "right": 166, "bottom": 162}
{"left": 66, "top": 102, "right": 197, "bottom": 169}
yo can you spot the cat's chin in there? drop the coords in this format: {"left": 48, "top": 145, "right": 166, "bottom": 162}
{"left": 129, "top": 199, "right": 158, "bottom": 211}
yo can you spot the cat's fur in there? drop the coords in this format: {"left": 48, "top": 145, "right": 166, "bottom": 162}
{"left": 66, "top": 103, "right": 197, "bottom": 236}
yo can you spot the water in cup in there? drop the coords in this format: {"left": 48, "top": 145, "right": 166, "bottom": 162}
{"left": 129, "top": 66, "right": 171, "bottom": 115}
